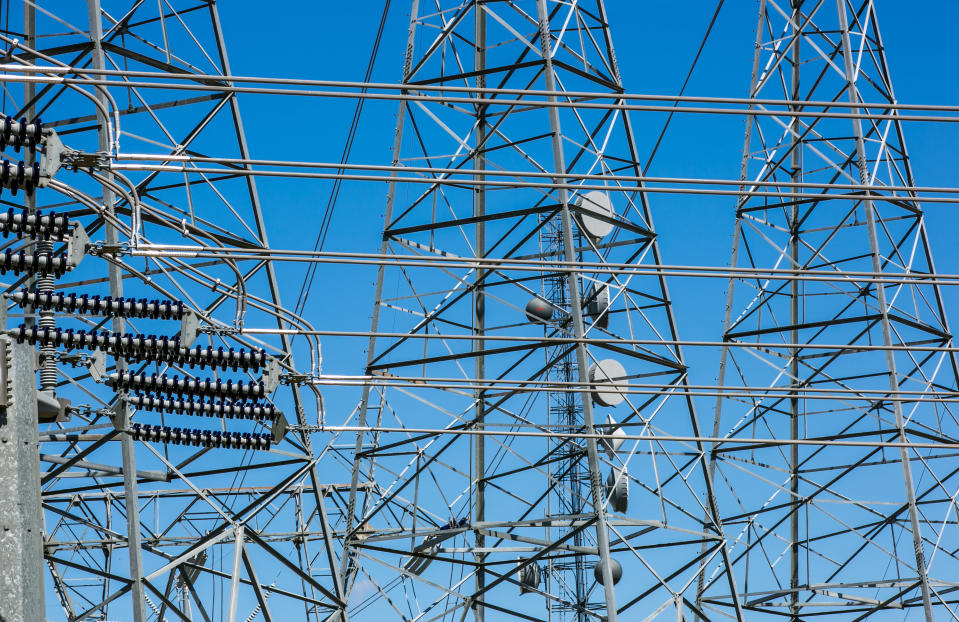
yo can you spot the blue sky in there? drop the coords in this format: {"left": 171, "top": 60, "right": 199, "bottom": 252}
{"left": 27, "top": 2, "right": 959, "bottom": 617}
{"left": 216, "top": 1, "right": 959, "bottom": 417}
{"left": 217, "top": 7, "right": 959, "bottom": 613}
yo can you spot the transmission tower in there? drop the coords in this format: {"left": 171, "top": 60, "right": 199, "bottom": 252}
{"left": 2, "top": 2, "right": 953, "bottom": 622}
{"left": 0, "top": 2, "right": 342, "bottom": 620}
{"left": 706, "top": 1, "right": 959, "bottom": 619}
{"left": 342, "top": 1, "right": 737, "bottom": 619}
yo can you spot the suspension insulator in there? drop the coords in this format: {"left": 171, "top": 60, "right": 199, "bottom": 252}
{"left": 127, "top": 394, "right": 280, "bottom": 421}
{"left": 11, "top": 289, "right": 186, "bottom": 319}
{"left": 0, "top": 116, "right": 42, "bottom": 153}
{"left": 0, "top": 250, "right": 69, "bottom": 277}
{"left": 0, "top": 208, "right": 71, "bottom": 240}
{"left": 130, "top": 422, "right": 272, "bottom": 450}
{"left": 0, "top": 159, "right": 41, "bottom": 197}
{"left": 172, "top": 343, "right": 268, "bottom": 372}
{"left": 11, "top": 325, "right": 267, "bottom": 372}
{"left": 107, "top": 372, "right": 267, "bottom": 400}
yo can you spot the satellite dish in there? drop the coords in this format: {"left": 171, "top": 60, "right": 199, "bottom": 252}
{"left": 525, "top": 296, "right": 555, "bottom": 323}
{"left": 593, "top": 557, "right": 623, "bottom": 586}
{"left": 606, "top": 466, "right": 628, "bottom": 513}
{"left": 586, "top": 283, "right": 610, "bottom": 329}
{"left": 588, "top": 359, "right": 628, "bottom": 407}
{"left": 575, "top": 191, "right": 615, "bottom": 239}
{"left": 600, "top": 413, "right": 626, "bottom": 458}
{"left": 518, "top": 560, "right": 541, "bottom": 594}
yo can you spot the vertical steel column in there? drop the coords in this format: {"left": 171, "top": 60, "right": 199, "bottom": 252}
{"left": 227, "top": 525, "right": 244, "bottom": 622}
{"left": 86, "top": 4, "right": 147, "bottom": 621}
{"left": 0, "top": 339, "right": 43, "bottom": 622}
{"left": 340, "top": 0, "right": 422, "bottom": 591}
{"left": 534, "top": 2, "right": 618, "bottom": 618}
{"left": 868, "top": 10, "right": 959, "bottom": 389}
{"left": 207, "top": 6, "right": 347, "bottom": 617}
{"left": 22, "top": 6, "right": 34, "bottom": 208}
{"left": 835, "top": 3, "right": 934, "bottom": 620}
{"left": 472, "top": 2, "right": 487, "bottom": 620}
{"left": 704, "top": 3, "right": 766, "bottom": 617}
{"left": 22, "top": 3, "right": 55, "bottom": 393}
{"left": 788, "top": 3, "right": 801, "bottom": 619}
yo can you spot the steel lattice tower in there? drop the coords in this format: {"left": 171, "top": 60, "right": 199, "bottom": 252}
{"left": 342, "top": 1, "right": 738, "bottom": 620}
{"left": 0, "top": 2, "right": 344, "bottom": 620}
{"left": 2, "top": 2, "right": 956, "bottom": 622}
{"left": 706, "top": 1, "right": 959, "bottom": 619}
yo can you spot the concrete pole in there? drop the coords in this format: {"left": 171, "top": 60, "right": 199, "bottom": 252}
{"left": 0, "top": 338, "right": 44, "bottom": 622}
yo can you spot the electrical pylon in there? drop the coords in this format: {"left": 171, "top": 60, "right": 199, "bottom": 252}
{"left": 342, "top": 1, "right": 738, "bottom": 619}
{"left": 0, "top": 2, "right": 342, "bottom": 620}
{"left": 706, "top": 1, "right": 959, "bottom": 619}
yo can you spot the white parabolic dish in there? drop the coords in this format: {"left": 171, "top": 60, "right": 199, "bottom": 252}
{"left": 588, "top": 358, "right": 628, "bottom": 407}
{"left": 575, "top": 191, "right": 614, "bottom": 239}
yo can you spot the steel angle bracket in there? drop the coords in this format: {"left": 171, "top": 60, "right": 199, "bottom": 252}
{"left": 87, "top": 350, "right": 107, "bottom": 383}
{"left": 262, "top": 358, "right": 281, "bottom": 393}
{"left": 180, "top": 309, "right": 199, "bottom": 347}
{"left": 37, "top": 129, "right": 65, "bottom": 186}
{"left": 65, "top": 223, "right": 89, "bottom": 269}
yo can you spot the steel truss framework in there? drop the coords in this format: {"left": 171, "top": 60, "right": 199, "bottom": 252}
{"left": 341, "top": 2, "right": 736, "bottom": 621}
{"left": 0, "top": 1, "right": 956, "bottom": 621}
{"left": 706, "top": 0, "right": 959, "bottom": 620}
{"left": 0, "top": 2, "right": 345, "bottom": 620}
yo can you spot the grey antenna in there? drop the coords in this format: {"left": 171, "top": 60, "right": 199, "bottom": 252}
{"left": 607, "top": 467, "right": 629, "bottom": 514}
{"left": 518, "top": 560, "right": 542, "bottom": 595}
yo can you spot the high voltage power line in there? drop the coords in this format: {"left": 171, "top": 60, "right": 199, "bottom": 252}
{"left": 0, "top": 2, "right": 957, "bottom": 622}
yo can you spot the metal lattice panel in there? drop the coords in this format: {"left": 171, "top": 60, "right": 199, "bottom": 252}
{"left": 340, "top": 2, "right": 734, "bottom": 620}
{"left": 0, "top": 2, "right": 954, "bottom": 621}
{"left": 706, "top": 1, "right": 959, "bottom": 619}
{"left": 0, "top": 3, "right": 344, "bottom": 619}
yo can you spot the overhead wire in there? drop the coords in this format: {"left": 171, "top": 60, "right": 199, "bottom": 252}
{"left": 111, "top": 153, "right": 959, "bottom": 197}
{"left": 127, "top": 246, "right": 959, "bottom": 288}
{"left": 643, "top": 0, "right": 725, "bottom": 172}
{"left": 3, "top": 62, "right": 959, "bottom": 115}
{"left": 293, "top": 0, "right": 392, "bottom": 318}
{"left": 318, "top": 425, "right": 959, "bottom": 452}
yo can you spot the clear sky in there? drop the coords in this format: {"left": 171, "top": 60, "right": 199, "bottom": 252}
{"left": 215, "top": 0, "right": 959, "bottom": 420}
{"left": 29, "top": 2, "right": 959, "bottom": 618}
{"left": 216, "top": 7, "right": 959, "bottom": 614}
